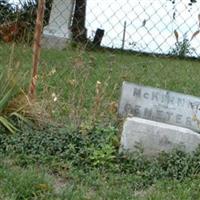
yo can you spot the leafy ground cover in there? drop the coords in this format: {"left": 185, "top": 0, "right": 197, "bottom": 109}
{"left": 0, "top": 42, "right": 200, "bottom": 199}
{"left": 1, "top": 123, "right": 200, "bottom": 200}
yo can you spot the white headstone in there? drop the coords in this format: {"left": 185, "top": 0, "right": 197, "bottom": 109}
{"left": 119, "top": 81, "right": 200, "bottom": 132}
{"left": 120, "top": 117, "right": 200, "bottom": 155}
{"left": 42, "top": 0, "right": 75, "bottom": 49}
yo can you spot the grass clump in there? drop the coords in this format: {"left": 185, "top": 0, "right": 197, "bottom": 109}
{"left": 0, "top": 43, "right": 52, "bottom": 133}
{"left": 137, "top": 177, "right": 200, "bottom": 200}
{"left": 0, "top": 164, "right": 53, "bottom": 200}
{"left": 0, "top": 61, "right": 25, "bottom": 133}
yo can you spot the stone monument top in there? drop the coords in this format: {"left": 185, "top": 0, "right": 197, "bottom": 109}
{"left": 119, "top": 81, "right": 200, "bottom": 132}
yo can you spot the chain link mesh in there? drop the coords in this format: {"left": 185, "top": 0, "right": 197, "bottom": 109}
{"left": 1, "top": 0, "right": 200, "bottom": 56}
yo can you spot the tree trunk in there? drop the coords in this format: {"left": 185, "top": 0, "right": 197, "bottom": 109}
{"left": 71, "top": 0, "right": 87, "bottom": 42}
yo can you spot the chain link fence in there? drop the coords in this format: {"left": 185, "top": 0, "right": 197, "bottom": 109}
{"left": 1, "top": 0, "right": 200, "bottom": 57}
{"left": 85, "top": 0, "right": 200, "bottom": 57}
{"left": 40, "top": 0, "right": 200, "bottom": 57}
{"left": 1, "top": 0, "right": 200, "bottom": 126}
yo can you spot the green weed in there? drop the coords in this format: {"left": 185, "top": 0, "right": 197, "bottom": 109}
{"left": 0, "top": 164, "right": 53, "bottom": 200}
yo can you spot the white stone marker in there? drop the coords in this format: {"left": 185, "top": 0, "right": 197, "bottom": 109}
{"left": 120, "top": 117, "right": 200, "bottom": 155}
{"left": 42, "top": 0, "right": 75, "bottom": 49}
{"left": 119, "top": 81, "right": 200, "bottom": 132}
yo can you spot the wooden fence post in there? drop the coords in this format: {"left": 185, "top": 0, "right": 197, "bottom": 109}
{"left": 29, "top": 0, "right": 46, "bottom": 99}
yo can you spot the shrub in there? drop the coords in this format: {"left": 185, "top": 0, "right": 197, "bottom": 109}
{"left": 170, "top": 38, "right": 192, "bottom": 57}
{"left": 0, "top": 1, "right": 15, "bottom": 24}
{"left": 0, "top": 0, "right": 53, "bottom": 43}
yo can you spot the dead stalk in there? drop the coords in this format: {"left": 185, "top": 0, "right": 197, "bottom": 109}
{"left": 29, "top": 0, "right": 46, "bottom": 99}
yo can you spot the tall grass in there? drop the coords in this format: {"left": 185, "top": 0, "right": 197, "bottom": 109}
{"left": 0, "top": 43, "right": 49, "bottom": 133}
{"left": 0, "top": 44, "right": 26, "bottom": 133}
{"left": 1, "top": 42, "right": 200, "bottom": 128}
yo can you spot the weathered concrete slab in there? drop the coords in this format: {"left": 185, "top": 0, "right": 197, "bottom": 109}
{"left": 119, "top": 81, "right": 200, "bottom": 132}
{"left": 120, "top": 117, "right": 200, "bottom": 155}
{"left": 42, "top": 0, "right": 74, "bottom": 49}
{"left": 41, "top": 35, "right": 68, "bottom": 50}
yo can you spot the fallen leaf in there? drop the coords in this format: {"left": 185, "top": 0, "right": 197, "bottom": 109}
{"left": 191, "top": 30, "right": 200, "bottom": 41}
{"left": 174, "top": 30, "right": 179, "bottom": 43}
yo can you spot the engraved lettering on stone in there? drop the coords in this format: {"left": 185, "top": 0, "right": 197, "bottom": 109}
{"left": 124, "top": 104, "right": 133, "bottom": 115}
{"left": 152, "top": 92, "right": 159, "bottom": 101}
{"left": 144, "top": 92, "right": 149, "bottom": 99}
{"left": 144, "top": 108, "right": 152, "bottom": 118}
{"left": 133, "top": 88, "right": 141, "bottom": 98}
{"left": 156, "top": 110, "right": 164, "bottom": 121}
{"left": 186, "top": 117, "right": 192, "bottom": 127}
{"left": 119, "top": 82, "right": 200, "bottom": 132}
{"left": 166, "top": 112, "right": 173, "bottom": 121}
{"left": 176, "top": 114, "right": 182, "bottom": 124}
{"left": 177, "top": 98, "right": 185, "bottom": 107}
{"left": 133, "top": 105, "right": 141, "bottom": 116}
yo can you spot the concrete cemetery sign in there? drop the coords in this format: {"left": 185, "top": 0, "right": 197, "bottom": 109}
{"left": 119, "top": 82, "right": 200, "bottom": 132}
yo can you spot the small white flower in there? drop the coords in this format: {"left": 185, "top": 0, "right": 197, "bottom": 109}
{"left": 49, "top": 68, "right": 56, "bottom": 76}
{"left": 53, "top": 96, "right": 58, "bottom": 102}
{"left": 51, "top": 93, "right": 58, "bottom": 102}
{"left": 96, "top": 81, "right": 101, "bottom": 85}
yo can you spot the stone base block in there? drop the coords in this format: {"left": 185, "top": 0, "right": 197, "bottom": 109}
{"left": 120, "top": 117, "right": 200, "bottom": 156}
{"left": 41, "top": 35, "right": 69, "bottom": 50}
